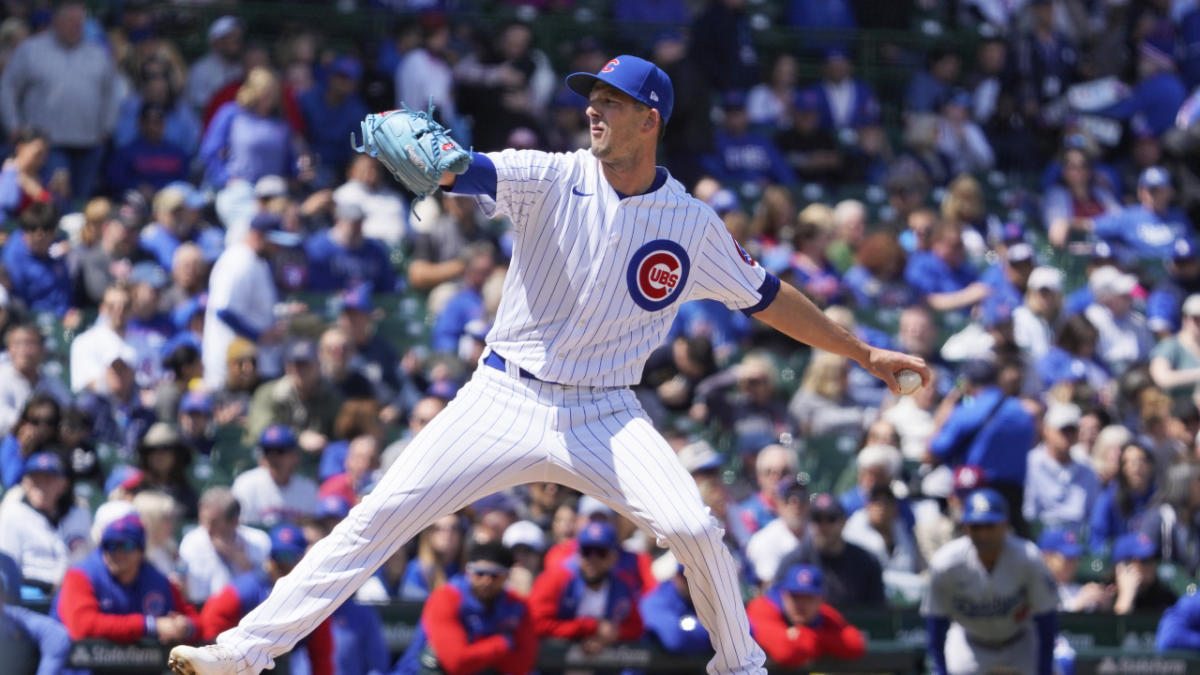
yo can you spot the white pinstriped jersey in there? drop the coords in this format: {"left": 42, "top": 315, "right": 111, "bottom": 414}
{"left": 477, "top": 148, "right": 773, "bottom": 387}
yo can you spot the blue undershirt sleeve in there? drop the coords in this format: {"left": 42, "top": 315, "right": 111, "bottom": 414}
{"left": 446, "top": 153, "right": 497, "bottom": 199}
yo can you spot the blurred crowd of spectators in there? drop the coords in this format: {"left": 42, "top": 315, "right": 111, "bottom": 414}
{"left": 4, "top": 0, "right": 1200, "bottom": 671}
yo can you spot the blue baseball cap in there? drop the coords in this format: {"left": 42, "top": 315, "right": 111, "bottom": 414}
{"left": 1038, "top": 528, "right": 1083, "bottom": 558}
{"left": 269, "top": 523, "right": 307, "bottom": 562}
{"left": 285, "top": 339, "right": 318, "bottom": 364}
{"left": 316, "top": 494, "right": 351, "bottom": 520}
{"left": 250, "top": 211, "right": 284, "bottom": 233}
{"left": 179, "top": 390, "right": 213, "bottom": 415}
{"left": 777, "top": 563, "right": 823, "bottom": 595}
{"left": 340, "top": 284, "right": 374, "bottom": 313}
{"left": 102, "top": 513, "right": 146, "bottom": 550}
{"left": 130, "top": 261, "right": 169, "bottom": 289}
{"left": 330, "top": 55, "right": 362, "bottom": 81}
{"left": 577, "top": 520, "right": 619, "bottom": 549}
{"left": 1138, "top": 166, "right": 1171, "bottom": 190}
{"left": 566, "top": 55, "right": 674, "bottom": 126}
{"left": 104, "top": 464, "right": 145, "bottom": 495}
{"left": 259, "top": 424, "right": 297, "bottom": 450}
{"left": 1112, "top": 532, "right": 1157, "bottom": 563}
{"left": 961, "top": 488, "right": 1008, "bottom": 525}
{"left": 160, "top": 332, "right": 200, "bottom": 362}
{"left": 23, "top": 452, "right": 64, "bottom": 477}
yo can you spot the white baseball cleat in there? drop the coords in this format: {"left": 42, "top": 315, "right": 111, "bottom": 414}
{"left": 167, "top": 644, "right": 242, "bottom": 675}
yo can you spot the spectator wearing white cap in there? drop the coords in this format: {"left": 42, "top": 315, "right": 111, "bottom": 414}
{"left": 1024, "top": 403, "right": 1100, "bottom": 528}
{"left": 184, "top": 16, "right": 244, "bottom": 115}
{"left": 1013, "top": 266, "right": 1064, "bottom": 362}
{"left": 1085, "top": 265, "right": 1153, "bottom": 374}
{"left": 502, "top": 519, "right": 546, "bottom": 597}
{"left": 1149, "top": 293, "right": 1200, "bottom": 407}
{"left": 839, "top": 443, "right": 917, "bottom": 531}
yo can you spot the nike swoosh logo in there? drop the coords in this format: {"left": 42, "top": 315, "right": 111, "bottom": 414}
{"left": 571, "top": 186, "right": 592, "bottom": 197}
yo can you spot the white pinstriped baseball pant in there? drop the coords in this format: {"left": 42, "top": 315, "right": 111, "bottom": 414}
{"left": 218, "top": 363, "right": 767, "bottom": 675}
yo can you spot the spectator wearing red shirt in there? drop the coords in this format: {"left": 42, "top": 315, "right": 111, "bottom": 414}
{"left": 746, "top": 563, "right": 865, "bottom": 667}
{"left": 529, "top": 521, "right": 643, "bottom": 654}
{"left": 542, "top": 496, "right": 656, "bottom": 596}
{"left": 392, "top": 541, "right": 536, "bottom": 675}
{"left": 54, "top": 514, "right": 198, "bottom": 645}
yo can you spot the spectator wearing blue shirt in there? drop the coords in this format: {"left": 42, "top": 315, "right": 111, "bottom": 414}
{"left": 811, "top": 50, "right": 878, "bottom": 132}
{"left": 905, "top": 48, "right": 961, "bottom": 113}
{"left": 904, "top": 221, "right": 990, "bottom": 314}
{"left": 306, "top": 201, "right": 397, "bottom": 293}
{"left": 0, "top": 129, "right": 53, "bottom": 223}
{"left": 701, "top": 91, "right": 796, "bottom": 188}
{"left": 431, "top": 243, "right": 495, "bottom": 355}
{"left": 299, "top": 56, "right": 368, "bottom": 188}
{"left": 1089, "top": 442, "right": 1157, "bottom": 555}
{"left": 1158, "top": 591, "right": 1200, "bottom": 650}
{"left": 979, "top": 242, "right": 1034, "bottom": 312}
{"left": 198, "top": 67, "right": 297, "bottom": 190}
{"left": 929, "top": 360, "right": 1036, "bottom": 537}
{"left": 1101, "top": 35, "right": 1188, "bottom": 138}
{"left": 0, "top": 570, "right": 70, "bottom": 675}
{"left": 1092, "top": 167, "right": 1194, "bottom": 262}
{"left": 1146, "top": 239, "right": 1200, "bottom": 337}
{"left": 2, "top": 202, "right": 72, "bottom": 315}
{"left": 139, "top": 184, "right": 225, "bottom": 272}
{"left": 113, "top": 57, "right": 202, "bottom": 155}
{"left": 105, "top": 103, "right": 190, "bottom": 196}
{"left": 842, "top": 232, "right": 914, "bottom": 313}
{"left": 640, "top": 564, "right": 711, "bottom": 655}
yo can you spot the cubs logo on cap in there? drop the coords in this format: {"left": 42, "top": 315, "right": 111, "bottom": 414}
{"left": 602, "top": 58, "right": 619, "bottom": 72}
{"left": 627, "top": 239, "right": 690, "bottom": 311}
{"left": 777, "top": 563, "right": 823, "bottom": 594}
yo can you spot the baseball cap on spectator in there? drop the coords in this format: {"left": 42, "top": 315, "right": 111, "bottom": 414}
{"left": 577, "top": 520, "right": 619, "bottom": 549}
{"left": 335, "top": 201, "right": 365, "bottom": 223}
{"left": 502, "top": 520, "right": 547, "bottom": 552}
{"left": 1028, "top": 266, "right": 1063, "bottom": 293}
{"left": 130, "top": 261, "right": 169, "bottom": 289}
{"left": 101, "top": 514, "right": 146, "bottom": 550}
{"left": 269, "top": 523, "right": 307, "bottom": 564}
{"left": 24, "top": 452, "right": 64, "bottom": 477}
{"left": 160, "top": 333, "right": 200, "bottom": 363}
{"left": 340, "top": 284, "right": 373, "bottom": 313}
{"left": 1173, "top": 238, "right": 1198, "bottom": 260}
{"left": 810, "top": 492, "right": 845, "bottom": 520}
{"left": 250, "top": 211, "right": 285, "bottom": 235}
{"left": 997, "top": 221, "right": 1025, "bottom": 245}
{"left": 961, "top": 359, "right": 998, "bottom": 386}
{"left": 473, "top": 492, "right": 519, "bottom": 518}
{"left": 316, "top": 494, "right": 351, "bottom": 520}
{"left": 285, "top": 339, "right": 318, "bottom": 364}
{"left": 1045, "top": 403, "right": 1082, "bottom": 431}
{"left": 1138, "top": 166, "right": 1171, "bottom": 190}
{"left": 856, "top": 444, "right": 902, "bottom": 478}
{"left": 678, "top": 440, "right": 723, "bottom": 474}
{"left": 777, "top": 563, "right": 823, "bottom": 595}
{"left": 961, "top": 488, "right": 1008, "bottom": 525}
{"left": 1038, "top": 529, "right": 1083, "bottom": 559}
{"left": 330, "top": 56, "right": 362, "bottom": 81}
{"left": 981, "top": 297, "right": 1014, "bottom": 329}
{"left": 1183, "top": 294, "right": 1200, "bottom": 318}
{"left": 207, "top": 15, "right": 240, "bottom": 42}
{"left": 794, "top": 88, "right": 820, "bottom": 113}
{"left": 953, "top": 465, "right": 986, "bottom": 494}
{"left": 1111, "top": 532, "right": 1157, "bottom": 563}
{"left": 720, "top": 89, "right": 748, "bottom": 111}
{"left": 141, "top": 422, "right": 185, "bottom": 450}
{"left": 227, "top": 337, "right": 258, "bottom": 363}
{"left": 1089, "top": 265, "right": 1137, "bottom": 299}
{"left": 578, "top": 495, "right": 615, "bottom": 520}
{"left": 427, "top": 378, "right": 458, "bottom": 400}
{"left": 254, "top": 175, "right": 288, "bottom": 200}
{"left": 104, "top": 465, "right": 144, "bottom": 496}
{"left": 566, "top": 54, "right": 674, "bottom": 126}
{"left": 180, "top": 390, "right": 213, "bottom": 415}
{"left": 1093, "top": 241, "right": 1115, "bottom": 261}
{"left": 259, "top": 424, "right": 298, "bottom": 451}
{"left": 1006, "top": 243, "right": 1034, "bottom": 264}
{"left": 708, "top": 189, "right": 740, "bottom": 216}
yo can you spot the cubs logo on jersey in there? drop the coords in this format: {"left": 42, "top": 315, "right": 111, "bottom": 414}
{"left": 730, "top": 233, "right": 757, "bottom": 266}
{"left": 627, "top": 239, "right": 690, "bottom": 311}
{"left": 143, "top": 590, "right": 167, "bottom": 616}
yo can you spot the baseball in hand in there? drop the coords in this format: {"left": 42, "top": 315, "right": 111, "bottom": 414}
{"left": 896, "top": 369, "right": 923, "bottom": 395}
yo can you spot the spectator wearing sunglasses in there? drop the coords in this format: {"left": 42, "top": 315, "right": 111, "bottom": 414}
{"left": 529, "top": 520, "right": 644, "bottom": 655}
{"left": 198, "top": 523, "right": 333, "bottom": 674}
{"left": 0, "top": 393, "right": 61, "bottom": 488}
{"left": 392, "top": 540, "right": 536, "bottom": 675}
{"left": 0, "top": 452, "right": 90, "bottom": 591}
{"left": 2, "top": 202, "right": 72, "bottom": 316}
{"left": 54, "top": 513, "right": 198, "bottom": 644}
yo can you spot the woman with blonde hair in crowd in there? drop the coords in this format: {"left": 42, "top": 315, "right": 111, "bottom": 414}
{"left": 399, "top": 513, "right": 464, "bottom": 601}
{"left": 1092, "top": 424, "right": 1133, "bottom": 488}
{"left": 788, "top": 351, "right": 873, "bottom": 437}
{"left": 940, "top": 174, "right": 999, "bottom": 258}
{"left": 134, "top": 489, "right": 181, "bottom": 580}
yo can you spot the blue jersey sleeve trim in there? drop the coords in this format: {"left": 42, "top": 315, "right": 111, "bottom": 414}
{"left": 740, "top": 273, "right": 781, "bottom": 316}
{"left": 446, "top": 152, "right": 497, "bottom": 199}
{"left": 216, "top": 309, "right": 262, "bottom": 341}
